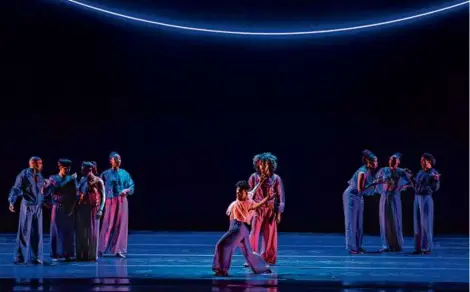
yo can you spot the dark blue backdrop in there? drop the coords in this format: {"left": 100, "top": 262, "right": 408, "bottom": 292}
{"left": 1, "top": 0, "right": 468, "bottom": 235}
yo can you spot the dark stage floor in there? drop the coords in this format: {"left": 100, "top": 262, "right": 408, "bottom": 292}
{"left": 0, "top": 232, "right": 468, "bottom": 291}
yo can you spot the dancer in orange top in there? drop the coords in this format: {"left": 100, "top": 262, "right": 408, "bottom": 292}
{"left": 213, "top": 179, "right": 274, "bottom": 277}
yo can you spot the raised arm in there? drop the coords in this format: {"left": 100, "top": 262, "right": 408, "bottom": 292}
{"left": 248, "top": 178, "right": 264, "bottom": 198}
{"left": 247, "top": 174, "right": 256, "bottom": 200}
{"left": 55, "top": 173, "right": 77, "bottom": 189}
{"left": 249, "top": 189, "right": 274, "bottom": 211}
{"left": 43, "top": 175, "right": 56, "bottom": 201}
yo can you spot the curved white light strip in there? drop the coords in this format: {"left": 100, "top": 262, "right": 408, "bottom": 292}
{"left": 65, "top": 0, "right": 469, "bottom": 36}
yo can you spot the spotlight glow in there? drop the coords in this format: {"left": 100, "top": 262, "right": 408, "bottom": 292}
{"left": 64, "top": 0, "right": 469, "bottom": 36}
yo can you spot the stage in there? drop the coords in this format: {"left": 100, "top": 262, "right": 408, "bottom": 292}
{"left": 0, "top": 232, "right": 468, "bottom": 291}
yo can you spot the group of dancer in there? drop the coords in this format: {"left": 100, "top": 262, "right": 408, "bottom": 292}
{"left": 213, "top": 150, "right": 440, "bottom": 276}
{"left": 343, "top": 150, "right": 440, "bottom": 255}
{"left": 8, "top": 152, "right": 134, "bottom": 264}
{"left": 7, "top": 149, "right": 440, "bottom": 275}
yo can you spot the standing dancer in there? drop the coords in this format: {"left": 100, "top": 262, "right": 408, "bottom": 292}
{"left": 8, "top": 157, "right": 47, "bottom": 264}
{"left": 413, "top": 153, "right": 440, "bottom": 255}
{"left": 213, "top": 179, "right": 273, "bottom": 276}
{"left": 99, "top": 152, "right": 135, "bottom": 258}
{"left": 375, "top": 153, "right": 413, "bottom": 252}
{"left": 75, "top": 161, "right": 105, "bottom": 261}
{"left": 46, "top": 159, "right": 78, "bottom": 261}
{"left": 343, "top": 150, "right": 378, "bottom": 254}
{"left": 247, "top": 152, "right": 285, "bottom": 265}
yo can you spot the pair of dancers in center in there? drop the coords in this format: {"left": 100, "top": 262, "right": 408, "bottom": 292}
{"left": 212, "top": 175, "right": 275, "bottom": 277}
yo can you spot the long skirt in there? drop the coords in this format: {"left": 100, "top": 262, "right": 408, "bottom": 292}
{"left": 379, "top": 192, "right": 404, "bottom": 251}
{"left": 99, "top": 196, "right": 128, "bottom": 255}
{"left": 75, "top": 204, "right": 99, "bottom": 261}
{"left": 50, "top": 204, "right": 75, "bottom": 259}
{"left": 213, "top": 220, "right": 270, "bottom": 275}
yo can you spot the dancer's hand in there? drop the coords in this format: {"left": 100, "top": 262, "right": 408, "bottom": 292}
{"left": 401, "top": 185, "right": 411, "bottom": 192}
{"left": 374, "top": 176, "right": 386, "bottom": 184}
{"left": 9, "top": 204, "right": 15, "bottom": 213}
{"left": 226, "top": 201, "right": 235, "bottom": 216}
{"left": 259, "top": 175, "right": 268, "bottom": 184}
{"left": 96, "top": 210, "right": 103, "bottom": 219}
{"left": 71, "top": 173, "right": 77, "bottom": 180}
{"left": 404, "top": 168, "right": 413, "bottom": 175}
{"left": 276, "top": 213, "right": 281, "bottom": 224}
{"left": 120, "top": 189, "right": 130, "bottom": 197}
{"left": 268, "top": 187, "right": 277, "bottom": 199}
{"left": 432, "top": 172, "right": 441, "bottom": 180}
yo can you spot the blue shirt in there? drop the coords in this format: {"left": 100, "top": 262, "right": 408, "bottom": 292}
{"left": 414, "top": 168, "right": 440, "bottom": 195}
{"left": 348, "top": 165, "right": 376, "bottom": 196}
{"left": 100, "top": 168, "right": 135, "bottom": 198}
{"left": 8, "top": 168, "right": 46, "bottom": 205}
{"left": 375, "top": 167, "right": 412, "bottom": 195}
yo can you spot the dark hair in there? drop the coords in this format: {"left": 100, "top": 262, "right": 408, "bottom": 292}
{"left": 91, "top": 161, "right": 98, "bottom": 175}
{"left": 252, "top": 152, "right": 278, "bottom": 173}
{"left": 81, "top": 161, "right": 95, "bottom": 170}
{"left": 361, "top": 149, "right": 376, "bottom": 164}
{"left": 29, "top": 156, "right": 42, "bottom": 162}
{"left": 57, "top": 159, "right": 72, "bottom": 167}
{"left": 422, "top": 153, "right": 436, "bottom": 166}
{"left": 391, "top": 152, "right": 402, "bottom": 160}
{"left": 235, "top": 180, "right": 250, "bottom": 191}
{"left": 109, "top": 152, "right": 120, "bottom": 159}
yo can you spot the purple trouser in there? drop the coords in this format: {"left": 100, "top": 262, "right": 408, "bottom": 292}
{"left": 15, "top": 202, "right": 43, "bottom": 262}
{"left": 99, "top": 196, "right": 128, "bottom": 255}
{"left": 343, "top": 186, "right": 364, "bottom": 252}
{"left": 213, "top": 220, "right": 270, "bottom": 275}
{"left": 379, "top": 192, "right": 404, "bottom": 251}
{"left": 414, "top": 195, "right": 434, "bottom": 252}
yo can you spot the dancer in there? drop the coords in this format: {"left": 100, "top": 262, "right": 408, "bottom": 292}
{"left": 46, "top": 159, "right": 78, "bottom": 261}
{"left": 213, "top": 179, "right": 273, "bottom": 276}
{"left": 244, "top": 152, "right": 285, "bottom": 265}
{"left": 8, "top": 157, "right": 47, "bottom": 264}
{"left": 343, "top": 150, "right": 378, "bottom": 254}
{"left": 99, "top": 152, "right": 135, "bottom": 258}
{"left": 413, "top": 153, "right": 440, "bottom": 255}
{"left": 75, "top": 161, "right": 105, "bottom": 261}
{"left": 375, "top": 153, "right": 413, "bottom": 252}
